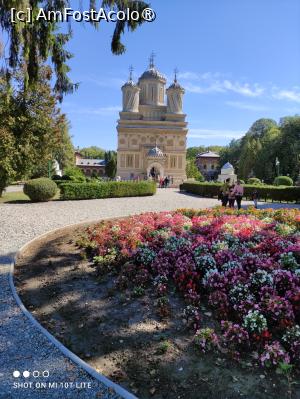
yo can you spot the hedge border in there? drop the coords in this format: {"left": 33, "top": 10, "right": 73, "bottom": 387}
{"left": 179, "top": 182, "right": 300, "bottom": 203}
{"left": 59, "top": 181, "right": 157, "bottom": 200}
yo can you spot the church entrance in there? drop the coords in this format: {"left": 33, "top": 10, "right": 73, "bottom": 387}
{"left": 147, "top": 162, "right": 164, "bottom": 181}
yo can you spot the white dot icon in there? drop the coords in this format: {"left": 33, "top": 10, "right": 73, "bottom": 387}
{"left": 13, "top": 371, "right": 20, "bottom": 378}
{"left": 23, "top": 371, "right": 30, "bottom": 378}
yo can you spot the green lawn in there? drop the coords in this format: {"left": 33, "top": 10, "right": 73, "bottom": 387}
{"left": 0, "top": 191, "right": 60, "bottom": 203}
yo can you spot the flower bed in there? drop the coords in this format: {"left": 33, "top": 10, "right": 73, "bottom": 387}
{"left": 82, "top": 207, "right": 300, "bottom": 371}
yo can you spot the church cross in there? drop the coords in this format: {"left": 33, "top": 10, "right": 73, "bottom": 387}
{"left": 129, "top": 65, "right": 134, "bottom": 81}
{"left": 174, "top": 67, "right": 179, "bottom": 82}
{"left": 149, "top": 51, "right": 156, "bottom": 68}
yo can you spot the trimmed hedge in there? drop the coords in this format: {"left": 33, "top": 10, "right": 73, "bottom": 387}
{"left": 274, "top": 176, "right": 293, "bottom": 187}
{"left": 24, "top": 178, "right": 57, "bottom": 202}
{"left": 247, "top": 177, "right": 261, "bottom": 185}
{"left": 60, "top": 181, "right": 157, "bottom": 200}
{"left": 179, "top": 182, "right": 300, "bottom": 203}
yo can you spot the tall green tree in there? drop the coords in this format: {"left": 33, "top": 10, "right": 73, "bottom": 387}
{"left": 254, "top": 126, "right": 281, "bottom": 183}
{"left": 277, "top": 116, "right": 300, "bottom": 181}
{"left": 104, "top": 150, "right": 117, "bottom": 178}
{"left": 186, "top": 159, "right": 204, "bottom": 181}
{"left": 0, "top": 1, "right": 150, "bottom": 99}
{"left": 219, "top": 116, "right": 300, "bottom": 184}
{"left": 80, "top": 146, "right": 106, "bottom": 159}
{"left": 219, "top": 139, "right": 242, "bottom": 172}
{"left": 0, "top": 65, "right": 74, "bottom": 193}
{"left": 0, "top": 127, "right": 16, "bottom": 195}
{"left": 238, "top": 136, "right": 262, "bottom": 180}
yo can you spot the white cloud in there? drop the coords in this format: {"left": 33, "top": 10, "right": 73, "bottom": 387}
{"left": 178, "top": 71, "right": 265, "bottom": 97}
{"left": 188, "top": 128, "right": 243, "bottom": 139}
{"left": 273, "top": 89, "right": 300, "bottom": 103}
{"left": 226, "top": 101, "right": 269, "bottom": 111}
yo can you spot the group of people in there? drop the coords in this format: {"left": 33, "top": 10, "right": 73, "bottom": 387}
{"left": 219, "top": 179, "right": 244, "bottom": 209}
{"left": 219, "top": 179, "right": 260, "bottom": 209}
{"left": 159, "top": 176, "right": 172, "bottom": 188}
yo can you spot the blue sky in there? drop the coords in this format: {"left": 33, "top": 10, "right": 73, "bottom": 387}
{"left": 60, "top": 0, "right": 300, "bottom": 150}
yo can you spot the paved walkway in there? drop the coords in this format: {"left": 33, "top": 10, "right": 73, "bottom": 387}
{"left": 0, "top": 189, "right": 299, "bottom": 398}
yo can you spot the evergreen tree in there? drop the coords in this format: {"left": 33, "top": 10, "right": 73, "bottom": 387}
{"left": 105, "top": 151, "right": 117, "bottom": 178}
{"left": 0, "top": 1, "right": 150, "bottom": 99}
{"left": 0, "top": 65, "right": 74, "bottom": 194}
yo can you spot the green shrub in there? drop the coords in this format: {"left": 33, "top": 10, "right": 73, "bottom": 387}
{"left": 179, "top": 182, "right": 300, "bottom": 203}
{"left": 60, "top": 181, "right": 156, "bottom": 200}
{"left": 63, "top": 166, "right": 86, "bottom": 182}
{"left": 24, "top": 178, "right": 57, "bottom": 202}
{"left": 247, "top": 177, "right": 261, "bottom": 185}
{"left": 239, "top": 179, "right": 245, "bottom": 184}
{"left": 273, "top": 176, "right": 293, "bottom": 187}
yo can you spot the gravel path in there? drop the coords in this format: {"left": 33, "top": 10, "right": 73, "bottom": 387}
{"left": 0, "top": 189, "right": 299, "bottom": 399}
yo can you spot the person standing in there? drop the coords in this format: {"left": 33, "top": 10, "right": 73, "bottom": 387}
{"left": 220, "top": 178, "right": 230, "bottom": 207}
{"left": 228, "top": 184, "right": 235, "bottom": 208}
{"left": 233, "top": 180, "right": 244, "bottom": 210}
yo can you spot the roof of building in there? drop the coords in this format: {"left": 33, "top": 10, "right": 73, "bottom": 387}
{"left": 222, "top": 162, "right": 234, "bottom": 169}
{"left": 196, "top": 151, "right": 220, "bottom": 158}
{"left": 147, "top": 146, "right": 165, "bottom": 158}
{"left": 76, "top": 159, "right": 106, "bottom": 167}
{"left": 139, "top": 67, "right": 166, "bottom": 82}
{"left": 122, "top": 79, "right": 137, "bottom": 89}
{"left": 168, "top": 80, "right": 184, "bottom": 90}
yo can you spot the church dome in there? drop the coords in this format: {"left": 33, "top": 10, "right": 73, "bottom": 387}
{"left": 168, "top": 81, "right": 184, "bottom": 90}
{"left": 222, "top": 162, "right": 234, "bottom": 170}
{"left": 122, "top": 80, "right": 137, "bottom": 89}
{"left": 139, "top": 67, "right": 166, "bottom": 82}
{"left": 147, "top": 146, "right": 165, "bottom": 157}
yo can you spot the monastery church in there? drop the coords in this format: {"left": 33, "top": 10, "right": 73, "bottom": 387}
{"left": 116, "top": 55, "right": 188, "bottom": 185}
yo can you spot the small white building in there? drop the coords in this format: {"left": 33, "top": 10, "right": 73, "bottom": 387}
{"left": 218, "top": 162, "right": 237, "bottom": 184}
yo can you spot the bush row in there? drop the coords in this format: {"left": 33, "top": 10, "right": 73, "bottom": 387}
{"left": 60, "top": 181, "right": 157, "bottom": 200}
{"left": 179, "top": 182, "right": 300, "bottom": 202}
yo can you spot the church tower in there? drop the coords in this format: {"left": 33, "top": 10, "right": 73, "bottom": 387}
{"left": 166, "top": 69, "right": 185, "bottom": 114}
{"left": 116, "top": 55, "right": 188, "bottom": 185}
{"left": 121, "top": 66, "right": 140, "bottom": 113}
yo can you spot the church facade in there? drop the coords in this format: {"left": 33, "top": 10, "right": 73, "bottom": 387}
{"left": 116, "top": 57, "right": 188, "bottom": 185}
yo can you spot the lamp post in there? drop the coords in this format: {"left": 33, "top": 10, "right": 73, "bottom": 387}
{"left": 275, "top": 157, "right": 280, "bottom": 177}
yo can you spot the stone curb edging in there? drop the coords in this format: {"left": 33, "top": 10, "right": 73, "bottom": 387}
{"left": 8, "top": 219, "right": 138, "bottom": 399}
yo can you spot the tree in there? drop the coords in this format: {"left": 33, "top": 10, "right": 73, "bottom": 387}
{"left": 186, "top": 159, "right": 204, "bottom": 181}
{"left": 238, "top": 136, "right": 262, "bottom": 180}
{"left": 105, "top": 151, "right": 117, "bottom": 178}
{"left": 254, "top": 126, "right": 281, "bottom": 183}
{"left": 277, "top": 116, "right": 300, "bottom": 181}
{"left": 0, "top": 65, "right": 74, "bottom": 194}
{"left": 0, "top": 127, "right": 16, "bottom": 195}
{"left": 80, "top": 146, "right": 106, "bottom": 159}
{"left": 218, "top": 116, "right": 300, "bottom": 184}
{"left": 219, "top": 139, "right": 242, "bottom": 172}
{"left": 0, "top": 1, "right": 150, "bottom": 99}
{"left": 247, "top": 118, "right": 277, "bottom": 138}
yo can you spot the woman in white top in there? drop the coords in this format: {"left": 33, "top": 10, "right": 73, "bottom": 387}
{"left": 233, "top": 180, "right": 244, "bottom": 210}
